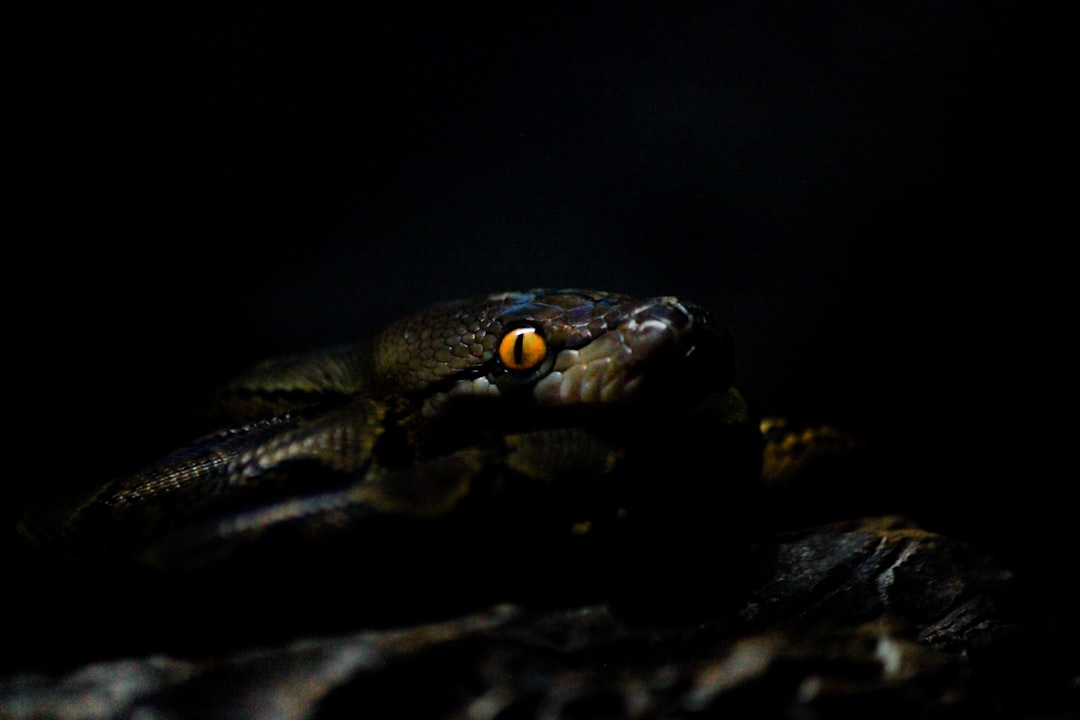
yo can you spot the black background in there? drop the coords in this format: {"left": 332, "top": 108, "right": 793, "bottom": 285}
{"left": 11, "top": 5, "right": 1067, "bottom": 600}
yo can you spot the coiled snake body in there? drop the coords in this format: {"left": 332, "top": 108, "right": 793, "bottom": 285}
{"left": 20, "top": 289, "right": 763, "bottom": 622}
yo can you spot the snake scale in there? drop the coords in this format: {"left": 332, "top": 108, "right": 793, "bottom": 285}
{"left": 19, "top": 288, "right": 774, "bottom": 632}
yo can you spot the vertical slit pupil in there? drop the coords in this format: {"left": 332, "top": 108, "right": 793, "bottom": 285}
{"left": 514, "top": 331, "right": 526, "bottom": 365}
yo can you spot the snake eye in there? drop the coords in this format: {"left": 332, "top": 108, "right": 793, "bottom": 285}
{"left": 498, "top": 326, "right": 547, "bottom": 371}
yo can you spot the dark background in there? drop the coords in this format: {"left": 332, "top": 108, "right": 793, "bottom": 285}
{"left": 12, "top": 4, "right": 1066, "bottom": 599}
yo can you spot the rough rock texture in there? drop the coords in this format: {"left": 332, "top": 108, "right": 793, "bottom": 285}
{"left": 4, "top": 515, "right": 1075, "bottom": 719}
{"left": 2, "top": 423, "right": 1077, "bottom": 719}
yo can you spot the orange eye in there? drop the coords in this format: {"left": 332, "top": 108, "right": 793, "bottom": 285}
{"left": 498, "top": 326, "right": 547, "bottom": 371}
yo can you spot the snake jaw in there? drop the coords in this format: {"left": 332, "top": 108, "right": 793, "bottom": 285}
{"left": 421, "top": 376, "right": 501, "bottom": 417}
{"left": 533, "top": 334, "right": 635, "bottom": 405}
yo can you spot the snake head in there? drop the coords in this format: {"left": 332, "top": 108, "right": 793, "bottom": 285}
{"left": 372, "top": 289, "right": 736, "bottom": 419}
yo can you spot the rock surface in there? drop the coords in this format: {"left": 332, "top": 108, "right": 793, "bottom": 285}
{"left": 4, "top": 512, "right": 1075, "bottom": 719}
{"left": 4, "top": 420, "right": 1078, "bottom": 719}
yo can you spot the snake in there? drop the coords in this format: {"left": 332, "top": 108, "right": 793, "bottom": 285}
{"left": 18, "top": 288, "right": 765, "bottom": 616}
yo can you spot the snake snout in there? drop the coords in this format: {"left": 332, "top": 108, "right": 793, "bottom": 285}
{"left": 630, "top": 297, "right": 734, "bottom": 391}
{"left": 532, "top": 296, "right": 733, "bottom": 407}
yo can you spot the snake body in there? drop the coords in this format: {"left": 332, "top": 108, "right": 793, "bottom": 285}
{"left": 20, "top": 289, "right": 761, "bottom": 616}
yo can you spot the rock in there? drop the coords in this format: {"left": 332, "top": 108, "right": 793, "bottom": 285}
{"left": 5, "top": 514, "right": 1072, "bottom": 719}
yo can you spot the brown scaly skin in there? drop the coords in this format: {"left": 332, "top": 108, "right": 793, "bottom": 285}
{"left": 18, "top": 289, "right": 764, "bottom": 632}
